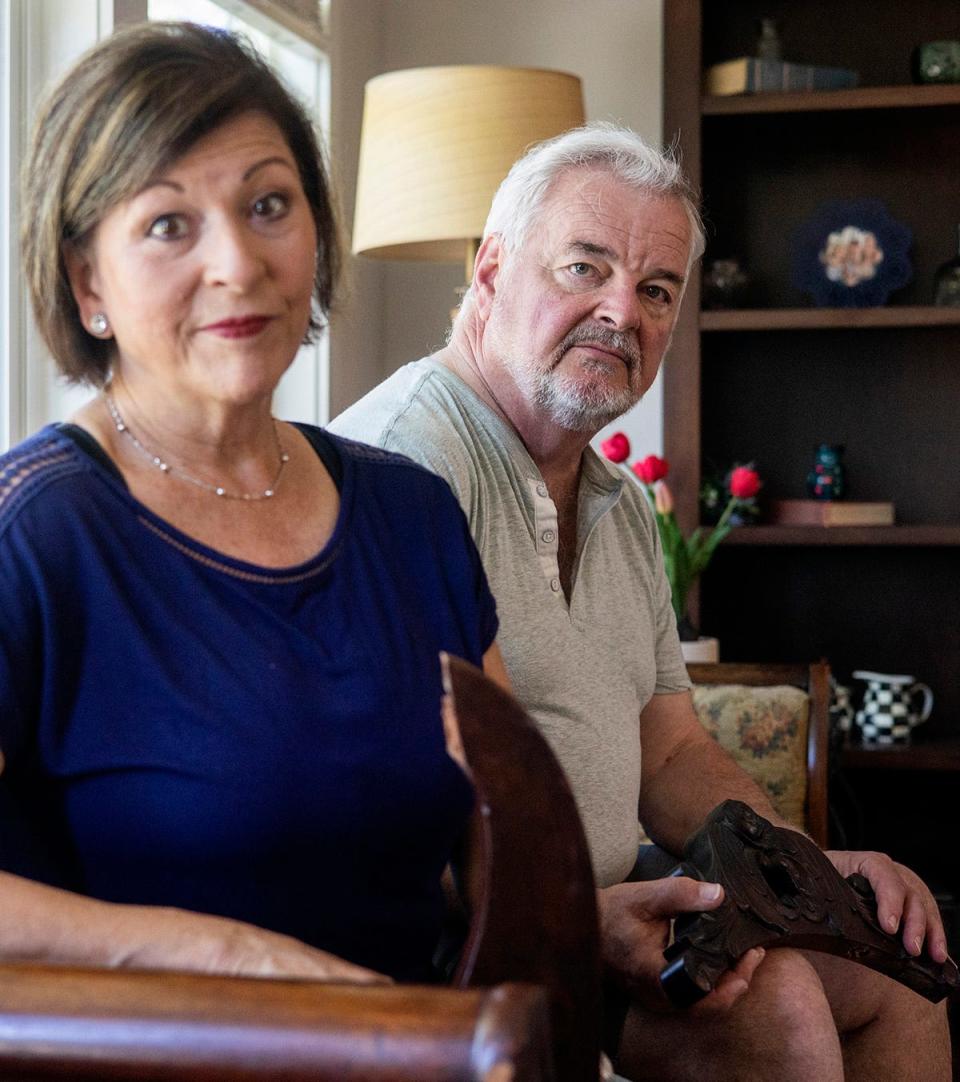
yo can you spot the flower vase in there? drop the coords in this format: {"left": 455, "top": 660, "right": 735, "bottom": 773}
{"left": 677, "top": 614, "right": 719, "bottom": 663}
{"left": 680, "top": 637, "right": 720, "bottom": 664}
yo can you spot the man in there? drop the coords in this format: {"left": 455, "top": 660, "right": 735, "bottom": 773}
{"left": 331, "top": 123, "right": 951, "bottom": 1080}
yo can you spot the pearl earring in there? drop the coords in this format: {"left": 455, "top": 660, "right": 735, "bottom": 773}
{"left": 89, "top": 312, "right": 109, "bottom": 336}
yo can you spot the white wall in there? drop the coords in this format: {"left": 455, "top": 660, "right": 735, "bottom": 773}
{"left": 335, "top": 0, "right": 667, "bottom": 455}
{"left": 327, "top": 0, "right": 385, "bottom": 417}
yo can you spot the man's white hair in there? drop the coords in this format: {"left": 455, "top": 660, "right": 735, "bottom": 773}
{"left": 483, "top": 120, "right": 704, "bottom": 260}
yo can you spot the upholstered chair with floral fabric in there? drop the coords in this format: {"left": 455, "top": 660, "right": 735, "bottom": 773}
{"left": 642, "top": 662, "right": 831, "bottom": 848}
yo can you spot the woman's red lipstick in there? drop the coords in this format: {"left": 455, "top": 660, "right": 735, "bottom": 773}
{"left": 202, "top": 316, "right": 273, "bottom": 338}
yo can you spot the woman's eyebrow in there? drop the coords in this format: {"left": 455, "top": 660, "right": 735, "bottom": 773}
{"left": 243, "top": 156, "right": 297, "bottom": 181}
{"left": 135, "top": 156, "right": 296, "bottom": 195}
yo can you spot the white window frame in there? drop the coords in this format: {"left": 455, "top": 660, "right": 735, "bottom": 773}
{"left": 1, "top": 1, "right": 119, "bottom": 450}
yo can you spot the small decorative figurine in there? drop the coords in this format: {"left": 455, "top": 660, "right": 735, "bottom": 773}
{"left": 933, "top": 225, "right": 960, "bottom": 308}
{"left": 755, "top": 17, "right": 782, "bottom": 60}
{"left": 702, "top": 259, "right": 751, "bottom": 309}
{"left": 807, "top": 443, "right": 846, "bottom": 500}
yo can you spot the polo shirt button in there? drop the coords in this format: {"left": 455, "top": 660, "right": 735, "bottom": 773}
{"left": 541, "top": 529, "right": 556, "bottom": 544}
{"left": 550, "top": 577, "right": 562, "bottom": 592}
{"left": 536, "top": 482, "right": 548, "bottom": 497}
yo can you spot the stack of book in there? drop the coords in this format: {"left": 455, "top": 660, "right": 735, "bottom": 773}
{"left": 705, "top": 57, "right": 860, "bottom": 96}
{"left": 766, "top": 500, "right": 895, "bottom": 526}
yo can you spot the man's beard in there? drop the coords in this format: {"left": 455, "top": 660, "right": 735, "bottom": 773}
{"left": 517, "top": 324, "right": 644, "bottom": 433}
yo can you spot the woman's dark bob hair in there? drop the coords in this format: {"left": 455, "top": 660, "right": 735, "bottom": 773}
{"left": 21, "top": 21, "right": 340, "bottom": 386}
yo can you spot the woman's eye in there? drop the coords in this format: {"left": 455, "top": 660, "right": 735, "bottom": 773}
{"left": 252, "top": 192, "right": 289, "bottom": 219}
{"left": 147, "top": 214, "right": 189, "bottom": 240}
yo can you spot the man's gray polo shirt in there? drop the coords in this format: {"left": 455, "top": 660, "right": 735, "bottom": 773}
{"left": 330, "top": 358, "right": 690, "bottom": 887}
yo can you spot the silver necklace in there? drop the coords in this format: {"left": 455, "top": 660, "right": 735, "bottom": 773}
{"left": 104, "top": 393, "right": 289, "bottom": 500}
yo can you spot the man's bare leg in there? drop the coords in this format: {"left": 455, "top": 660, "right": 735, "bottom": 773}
{"left": 615, "top": 947, "right": 951, "bottom": 1082}
{"left": 615, "top": 949, "right": 843, "bottom": 1082}
{"left": 810, "top": 952, "right": 951, "bottom": 1081}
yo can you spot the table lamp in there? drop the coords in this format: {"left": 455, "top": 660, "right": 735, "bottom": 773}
{"left": 352, "top": 65, "right": 585, "bottom": 290}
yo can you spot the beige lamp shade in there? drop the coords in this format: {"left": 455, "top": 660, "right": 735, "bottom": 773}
{"left": 352, "top": 65, "right": 585, "bottom": 269}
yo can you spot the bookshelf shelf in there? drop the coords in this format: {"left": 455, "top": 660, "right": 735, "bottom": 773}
{"left": 700, "top": 307, "right": 960, "bottom": 332}
{"left": 840, "top": 738, "right": 960, "bottom": 772}
{"left": 723, "top": 526, "right": 960, "bottom": 547}
{"left": 703, "top": 83, "right": 960, "bottom": 116}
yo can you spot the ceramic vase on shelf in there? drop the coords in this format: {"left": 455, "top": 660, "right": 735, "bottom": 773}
{"left": 852, "top": 670, "right": 934, "bottom": 745}
{"left": 680, "top": 637, "right": 720, "bottom": 664}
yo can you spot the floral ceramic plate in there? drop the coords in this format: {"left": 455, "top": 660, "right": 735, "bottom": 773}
{"left": 792, "top": 199, "right": 912, "bottom": 307}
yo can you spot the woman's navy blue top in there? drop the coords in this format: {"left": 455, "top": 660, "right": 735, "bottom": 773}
{"left": 0, "top": 423, "right": 497, "bottom": 981}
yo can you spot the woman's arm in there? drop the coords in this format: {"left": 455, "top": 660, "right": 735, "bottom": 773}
{"left": 0, "top": 868, "right": 386, "bottom": 982}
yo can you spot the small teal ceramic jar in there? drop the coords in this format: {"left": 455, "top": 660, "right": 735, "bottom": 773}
{"left": 912, "top": 40, "right": 960, "bottom": 84}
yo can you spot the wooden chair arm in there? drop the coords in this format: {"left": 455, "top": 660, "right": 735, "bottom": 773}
{"left": 0, "top": 964, "right": 552, "bottom": 1081}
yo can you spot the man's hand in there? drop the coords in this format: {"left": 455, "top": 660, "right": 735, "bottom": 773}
{"left": 598, "top": 877, "right": 765, "bottom": 1013}
{"left": 825, "top": 850, "right": 950, "bottom": 963}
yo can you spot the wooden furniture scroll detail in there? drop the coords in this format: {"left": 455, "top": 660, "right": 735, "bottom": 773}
{"left": 687, "top": 661, "right": 831, "bottom": 848}
{"left": 0, "top": 965, "right": 550, "bottom": 1081}
{"left": 443, "top": 654, "right": 603, "bottom": 1082}
{"left": 659, "top": 799, "right": 960, "bottom": 1008}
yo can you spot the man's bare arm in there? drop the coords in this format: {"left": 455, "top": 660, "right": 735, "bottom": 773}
{"left": 637, "top": 690, "right": 781, "bottom": 854}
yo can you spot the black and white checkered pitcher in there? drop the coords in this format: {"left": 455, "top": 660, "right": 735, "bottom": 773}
{"left": 852, "top": 670, "right": 934, "bottom": 745}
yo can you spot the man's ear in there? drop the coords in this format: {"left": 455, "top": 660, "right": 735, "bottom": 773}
{"left": 62, "top": 241, "right": 106, "bottom": 332}
{"left": 472, "top": 234, "right": 503, "bottom": 321}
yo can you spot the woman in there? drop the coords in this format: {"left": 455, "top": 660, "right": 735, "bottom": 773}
{"left": 1, "top": 21, "right": 506, "bottom": 984}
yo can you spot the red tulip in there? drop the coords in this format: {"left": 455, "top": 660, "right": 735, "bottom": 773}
{"left": 600, "top": 432, "right": 631, "bottom": 463}
{"left": 729, "top": 466, "right": 761, "bottom": 500}
{"left": 633, "top": 454, "right": 669, "bottom": 484}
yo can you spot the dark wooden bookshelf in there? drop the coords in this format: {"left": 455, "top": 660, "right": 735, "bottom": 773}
{"left": 701, "top": 307, "right": 960, "bottom": 332}
{"left": 703, "top": 82, "right": 960, "bottom": 116}
{"left": 664, "top": 1, "right": 960, "bottom": 897}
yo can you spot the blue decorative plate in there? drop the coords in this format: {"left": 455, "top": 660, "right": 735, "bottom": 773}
{"left": 792, "top": 199, "right": 913, "bottom": 307}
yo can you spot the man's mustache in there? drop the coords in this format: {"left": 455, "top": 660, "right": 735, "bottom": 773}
{"left": 555, "top": 324, "right": 643, "bottom": 373}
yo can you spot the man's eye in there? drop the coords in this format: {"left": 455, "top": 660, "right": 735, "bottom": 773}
{"left": 147, "top": 214, "right": 188, "bottom": 240}
{"left": 252, "top": 192, "right": 289, "bottom": 219}
{"left": 569, "top": 262, "right": 594, "bottom": 277}
{"left": 645, "top": 284, "right": 673, "bottom": 304}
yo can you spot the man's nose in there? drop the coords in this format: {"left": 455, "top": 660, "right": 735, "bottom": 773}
{"left": 202, "top": 222, "right": 265, "bottom": 290}
{"left": 594, "top": 281, "right": 643, "bottom": 331}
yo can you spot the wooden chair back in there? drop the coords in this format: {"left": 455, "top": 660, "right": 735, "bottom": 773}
{"left": 686, "top": 661, "right": 831, "bottom": 847}
{"left": 444, "top": 655, "right": 602, "bottom": 1082}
